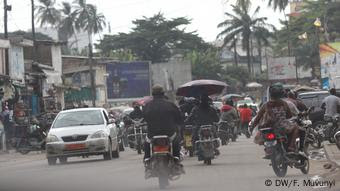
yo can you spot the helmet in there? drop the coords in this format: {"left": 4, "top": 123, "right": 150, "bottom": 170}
{"left": 152, "top": 84, "right": 165, "bottom": 96}
{"left": 269, "top": 83, "right": 284, "bottom": 99}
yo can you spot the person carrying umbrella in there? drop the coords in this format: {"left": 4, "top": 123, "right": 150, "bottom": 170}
{"left": 185, "top": 94, "right": 220, "bottom": 155}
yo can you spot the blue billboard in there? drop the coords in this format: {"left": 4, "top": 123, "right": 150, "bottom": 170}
{"left": 106, "top": 61, "right": 151, "bottom": 99}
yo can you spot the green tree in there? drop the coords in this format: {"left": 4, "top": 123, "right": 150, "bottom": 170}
{"left": 267, "top": 0, "right": 289, "bottom": 12}
{"left": 58, "top": 2, "right": 79, "bottom": 49}
{"left": 96, "top": 13, "right": 209, "bottom": 63}
{"left": 217, "top": 2, "right": 269, "bottom": 74}
{"left": 35, "top": 0, "right": 61, "bottom": 27}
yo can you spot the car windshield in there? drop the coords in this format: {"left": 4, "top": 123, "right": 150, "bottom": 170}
{"left": 53, "top": 110, "right": 104, "bottom": 128}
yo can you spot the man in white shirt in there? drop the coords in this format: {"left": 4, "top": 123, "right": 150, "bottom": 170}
{"left": 322, "top": 88, "right": 340, "bottom": 117}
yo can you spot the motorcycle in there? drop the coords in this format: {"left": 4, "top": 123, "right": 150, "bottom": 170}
{"left": 127, "top": 118, "right": 147, "bottom": 154}
{"left": 16, "top": 122, "right": 47, "bottom": 154}
{"left": 260, "top": 127, "right": 309, "bottom": 177}
{"left": 217, "top": 121, "right": 235, "bottom": 145}
{"left": 145, "top": 134, "right": 184, "bottom": 189}
{"left": 183, "top": 125, "right": 194, "bottom": 157}
{"left": 195, "top": 125, "right": 220, "bottom": 165}
{"left": 312, "top": 114, "right": 340, "bottom": 145}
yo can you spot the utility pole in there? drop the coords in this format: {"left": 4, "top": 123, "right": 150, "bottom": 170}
{"left": 4, "top": 0, "right": 11, "bottom": 75}
{"left": 89, "top": 42, "right": 96, "bottom": 107}
{"left": 31, "top": 0, "right": 36, "bottom": 62}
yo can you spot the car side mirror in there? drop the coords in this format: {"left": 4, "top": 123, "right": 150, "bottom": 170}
{"left": 108, "top": 118, "right": 115, "bottom": 124}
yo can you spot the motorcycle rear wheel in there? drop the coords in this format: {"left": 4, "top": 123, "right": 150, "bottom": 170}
{"left": 158, "top": 176, "right": 169, "bottom": 189}
{"left": 204, "top": 159, "right": 212, "bottom": 165}
{"left": 271, "top": 154, "right": 287, "bottom": 177}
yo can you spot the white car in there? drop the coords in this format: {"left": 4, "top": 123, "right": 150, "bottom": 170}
{"left": 46, "top": 108, "right": 119, "bottom": 165}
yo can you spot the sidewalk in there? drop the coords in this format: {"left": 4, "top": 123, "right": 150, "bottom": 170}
{"left": 324, "top": 143, "right": 340, "bottom": 167}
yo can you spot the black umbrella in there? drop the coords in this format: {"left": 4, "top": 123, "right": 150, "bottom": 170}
{"left": 176, "top": 79, "right": 228, "bottom": 97}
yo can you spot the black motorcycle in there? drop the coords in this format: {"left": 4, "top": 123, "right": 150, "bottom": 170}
{"left": 127, "top": 118, "right": 147, "bottom": 154}
{"left": 145, "top": 134, "right": 184, "bottom": 189}
{"left": 335, "top": 130, "right": 340, "bottom": 150}
{"left": 217, "top": 121, "right": 235, "bottom": 145}
{"left": 195, "top": 125, "right": 219, "bottom": 165}
{"left": 312, "top": 114, "right": 340, "bottom": 145}
{"left": 16, "top": 123, "right": 47, "bottom": 154}
{"left": 260, "top": 127, "right": 309, "bottom": 177}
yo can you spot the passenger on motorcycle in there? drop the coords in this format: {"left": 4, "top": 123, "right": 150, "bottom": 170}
{"left": 185, "top": 94, "right": 220, "bottom": 155}
{"left": 143, "top": 85, "right": 183, "bottom": 164}
{"left": 253, "top": 83, "right": 300, "bottom": 152}
{"left": 220, "top": 99, "right": 238, "bottom": 122}
{"left": 129, "top": 102, "right": 143, "bottom": 120}
{"left": 238, "top": 104, "right": 252, "bottom": 135}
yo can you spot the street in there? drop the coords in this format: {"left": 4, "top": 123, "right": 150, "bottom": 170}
{"left": 0, "top": 137, "right": 337, "bottom": 191}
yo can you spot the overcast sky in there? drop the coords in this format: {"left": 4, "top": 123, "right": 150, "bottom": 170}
{"left": 0, "top": 0, "right": 287, "bottom": 42}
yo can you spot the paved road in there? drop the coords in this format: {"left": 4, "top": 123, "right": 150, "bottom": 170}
{"left": 0, "top": 137, "right": 335, "bottom": 191}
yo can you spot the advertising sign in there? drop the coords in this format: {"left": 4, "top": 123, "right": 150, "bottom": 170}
{"left": 320, "top": 42, "right": 340, "bottom": 89}
{"left": 106, "top": 61, "right": 151, "bottom": 99}
{"left": 268, "top": 57, "right": 297, "bottom": 80}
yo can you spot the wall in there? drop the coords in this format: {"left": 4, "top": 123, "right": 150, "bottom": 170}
{"left": 152, "top": 59, "right": 192, "bottom": 92}
{"left": 320, "top": 42, "right": 340, "bottom": 89}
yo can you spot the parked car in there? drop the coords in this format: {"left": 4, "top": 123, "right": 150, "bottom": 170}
{"left": 298, "top": 91, "right": 329, "bottom": 123}
{"left": 45, "top": 108, "right": 120, "bottom": 165}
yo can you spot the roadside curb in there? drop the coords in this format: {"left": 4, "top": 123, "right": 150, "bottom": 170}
{"left": 324, "top": 143, "right": 340, "bottom": 167}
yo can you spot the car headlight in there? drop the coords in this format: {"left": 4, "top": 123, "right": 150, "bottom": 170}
{"left": 46, "top": 135, "right": 59, "bottom": 143}
{"left": 90, "top": 131, "right": 107, "bottom": 139}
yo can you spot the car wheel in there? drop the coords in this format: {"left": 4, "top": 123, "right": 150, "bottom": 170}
{"left": 104, "top": 140, "right": 113, "bottom": 160}
{"left": 59, "top": 157, "right": 67, "bottom": 164}
{"left": 47, "top": 157, "right": 57, "bottom": 166}
{"left": 112, "top": 137, "right": 120, "bottom": 158}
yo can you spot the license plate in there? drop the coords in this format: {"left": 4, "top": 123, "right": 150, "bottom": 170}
{"left": 184, "top": 135, "right": 192, "bottom": 147}
{"left": 65, "top": 143, "right": 86, "bottom": 150}
{"left": 264, "top": 140, "right": 277, "bottom": 147}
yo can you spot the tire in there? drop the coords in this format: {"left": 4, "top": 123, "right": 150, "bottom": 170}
{"left": 103, "top": 140, "right": 113, "bottom": 160}
{"left": 18, "top": 148, "right": 30, "bottom": 155}
{"left": 47, "top": 157, "right": 57, "bottom": 165}
{"left": 232, "top": 134, "right": 237, "bottom": 142}
{"left": 300, "top": 159, "right": 310, "bottom": 174}
{"left": 245, "top": 131, "right": 251, "bottom": 138}
{"left": 158, "top": 176, "right": 169, "bottom": 189}
{"left": 59, "top": 157, "right": 67, "bottom": 164}
{"left": 271, "top": 153, "right": 287, "bottom": 177}
{"left": 335, "top": 132, "right": 340, "bottom": 150}
{"left": 204, "top": 159, "right": 212, "bottom": 165}
{"left": 221, "top": 138, "right": 227, "bottom": 146}
{"left": 189, "top": 148, "right": 194, "bottom": 157}
{"left": 119, "top": 141, "right": 125, "bottom": 151}
{"left": 137, "top": 137, "right": 142, "bottom": 155}
{"left": 112, "top": 140, "right": 120, "bottom": 158}
{"left": 17, "top": 140, "right": 30, "bottom": 155}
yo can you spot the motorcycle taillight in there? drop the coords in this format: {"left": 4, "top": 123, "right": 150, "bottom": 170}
{"left": 153, "top": 145, "right": 170, "bottom": 153}
{"left": 265, "top": 133, "right": 276, "bottom": 141}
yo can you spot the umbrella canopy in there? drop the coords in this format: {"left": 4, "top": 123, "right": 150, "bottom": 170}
{"left": 221, "top": 94, "right": 244, "bottom": 101}
{"left": 176, "top": 79, "right": 228, "bottom": 97}
{"left": 136, "top": 96, "right": 153, "bottom": 106}
{"left": 246, "top": 82, "right": 263, "bottom": 88}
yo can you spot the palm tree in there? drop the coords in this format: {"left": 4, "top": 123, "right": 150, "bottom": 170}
{"left": 35, "top": 0, "right": 61, "bottom": 27}
{"left": 268, "top": 0, "right": 289, "bottom": 12}
{"left": 217, "top": 2, "right": 268, "bottom": 74}
{"left": 252, "top": 26, "right": 274, "bottom": 73}
{"left": 73, "top": 0, "right": 106, "bottom": 106}
{"left": 58, "top": 2, "right": 79, "bottom": 50}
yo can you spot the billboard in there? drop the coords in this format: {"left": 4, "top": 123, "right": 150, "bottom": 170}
{"left": 320, "top": 42, "right": 340, "bottom": 89}
{"left": 106, "top": 61, "right": 151, "bottom": 99}
{"left": 268, "top": 57, "right": 297, "bottom": 80}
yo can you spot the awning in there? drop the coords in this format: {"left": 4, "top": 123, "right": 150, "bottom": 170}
{"left": 42, "top": 69, "right": 62, "bottom": 85}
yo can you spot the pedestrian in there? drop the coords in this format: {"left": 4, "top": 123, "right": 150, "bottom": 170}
{"left": 321, "top": 88, "right": 340, "bottom": 118}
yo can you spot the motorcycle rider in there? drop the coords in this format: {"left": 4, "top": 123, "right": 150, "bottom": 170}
{"left": 220, "top": 99, "right": 239, "bottom": 139}
{"left": 186, "top": 94, "right": 220, "bottom": 156}
{"left": 253, "top": 83, "right": 300, "bottom": 152}
{"left": 321, "top": 88, "right": 340, "bottom": 118}
{"left": 238, "top": 104, "right": 252, "bottom": 136}
{"left": 143, "top": 85, "right": 183, "bottom": 168}
{"left": 129, "top": 102, "right": 143, "bottom": 120}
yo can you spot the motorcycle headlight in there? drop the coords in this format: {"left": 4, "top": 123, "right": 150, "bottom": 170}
{"left": 119, "top": 122, "right": 124, "bottom": 127}
{"left": 90, "top": 131, "right": 107, "bottom": 139}
{"left": 46, "top": 135, "right": 59, "bottom": 143}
